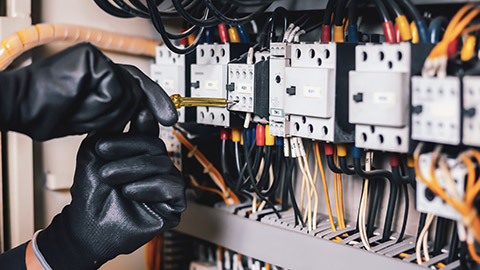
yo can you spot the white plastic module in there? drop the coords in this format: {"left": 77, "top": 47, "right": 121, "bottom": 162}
{"left": 189, "top": 261, "right": 216, "bottom": 270}
{"left": 350, "top": 43, "right": 417, "bottom": 153}
{"left": 151, "top": 45, "right": 186, "bottom": 123}
{"left": 269, "top": 43, "right": 291, "bottom": 137}
{"left": 411, "top": 76, "right": 461, "bottom": 145}
{"left": 462, "top": 76, "right": 480, "bottom": 146}
{"left": 227, "top": 63, "right": 255, "bottom": 113}
{"left": 284, "top": 42, "right": 354, "bottom": 142}
{"left": 191, "top": 44, "right": 248, "bottom": 127}
{"left": 416, "top": 153, "right": 465, "bottom": 220}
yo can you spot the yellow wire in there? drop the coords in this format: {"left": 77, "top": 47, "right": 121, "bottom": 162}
{"left": 315, "top": 142, "right": 337, "bottom": 232}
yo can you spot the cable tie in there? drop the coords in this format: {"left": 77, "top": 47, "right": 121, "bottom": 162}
{"left": 187, "top": 145, "right": 199, "bottom": 158}
{"left": 203, "top": 162, "right": 213, "bottom": 174}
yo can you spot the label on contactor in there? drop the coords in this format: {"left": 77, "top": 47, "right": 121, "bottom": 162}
{"left": 162, "top": 79, "right": 174, "bottom": 90}
{"left": 373, "top": 92, "right": 395, "bottom": 105}
{"left": 303, "top": 85, "right": 322, "bottom": 98}
{"left": 237, "top": 83, "right": 253, "bottom": 93}
{"left": 205, "top": 80, "right": 219, "bottom": 90}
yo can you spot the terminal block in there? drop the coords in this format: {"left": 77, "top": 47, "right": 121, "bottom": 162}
{"left": 284, "top": 42, "right": 355, "bottom": 142}
{"left": 151, "top": 45, "right": 195, "bottom": 123}
{"left": 190, "top": 43, "right": 249, "bottom": 127}
{"left": 349, "top": 43, "right": 432, "bottom": 152}
{"left": 416, "top": 152, "right": 466, "bottom": 220}
{"left": 411, "top": 76, "right": 462, "bottom": 145}
{"left": 462, "top": 76, "right": 480, "bottom": 147}
{"left": 268, "top": 43, "right": 291, "bottom": 137}
{"left": 226, "top": 51, "right": 269, "bottom": 118}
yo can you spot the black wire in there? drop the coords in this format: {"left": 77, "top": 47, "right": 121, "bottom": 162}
{"left": 146, "top": 0, "right": 205, "bottom": 54}
{"left": 226, "top": 0, "right": 275, "bottom": 6}
{"left": 264, "top": 146, "right": 284, "bottom": 198}
{"left": 367, "top": 179, "right": 383, "bottom": 237}
{"left": 323, "top": 0, "right": 337, "bottom": 25}
{"left": 396, "top": 0, "right": 423, "bottom": 22}
{"left": 373, "top": 0, "right": 391, "bottom": 22}
{"left": 348, "top": 0, "right": 359, "bottom": 25}
{"left": 384, "top": 0, "right": 403, "bottom": 18}
{"left": 242, "top": 130, "right": 281, "bottom": 218}
{"left": 417, "top": 213, "right": 427, "bottom": 241}
{"left": 339, "top": 156, "right": 356, "bottom": 175}
{"left": 286, "top": 158, "right": 306, "bottom": 227}
{"left": 334, "top": 0, "right": 349, "bottom": 26}
{"left": 433, "top": 217, "right": 447, "bottom": 256}
{"left": 203, "top": 0, "right": 271, "bottom": 26}
{"left": 257, "top": 147, "right": 272, "bottom": 190}
{"left": 326, "top": 155, "right": 343, "bottom": 174}
{"left": 282, "top": 158, "right": 293, "bottom": 211}
{"left": 94, "top": 0, "right": 135, "bottom": 18}
{"left": 447, "top": 223, "right": 459, "bottom": 264}
{"left": 172, "top": 0, "right": 225, "bottom": 27}
{"left": 353, "top": 158, "right": 398, "bottom": 242}
{"left": 221, "top": 140, "right": 237, "bottom": 190}
{"left": 459, "top": 242, "right": 468, "bottom": 269}
{"left": 112, "top": 0, "right": 150, "bottom": 18}
{"left": 396, "top": 184, "right": 409, "bottom": 243}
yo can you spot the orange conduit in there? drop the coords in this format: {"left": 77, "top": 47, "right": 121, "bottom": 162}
{"left": 0, "top": 23, "right": 163, "bottom": 70}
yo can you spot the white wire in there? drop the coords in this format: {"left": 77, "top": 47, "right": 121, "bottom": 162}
{"left": 416, "top": 213, "right": 435, "bottom": 265}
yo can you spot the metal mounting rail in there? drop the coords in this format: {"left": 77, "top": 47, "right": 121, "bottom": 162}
{"left": 176, "top": 202, "right": 436, "bottom": 270}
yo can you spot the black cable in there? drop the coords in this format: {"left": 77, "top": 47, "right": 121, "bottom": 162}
{"left": 348, "top": 0, "right": 359, "bottom": 25}
{"left": 447, "top": 223, "right": 459, "bottom": 264}
{"left": 339, "top": 156, "right": 356, "bottom": 175}
{"left": 354, "top": 179, "right": 365, "bottom": 233}
{"left": 433, "top": 217, "right": 447, "bottom": 256}
{"left": 323, "top": 0, "right": 337, "bottom": 26}
{"left": 286, "top": 158, "right": 306, "bottom": 227}
{"left": 172, "top": 0, "right": 225, "bottom": 27}
{"left": 282, "top": 158, "right": 293, "bottom": 211}
{"left": 367, "top": 179, "right": 383, "bottom": 237}
{"left": 234, "top": 142, "right": 242, "bottom": 175}
{"left": 334, "top": 0, "right": 349, "bottom": 26}
{"left": 128, "top": 0, "right": 198, "bottom": 17}
{"left": 373, "top": 0, "right": 391, "bottom": 22}
{"left": 459, "top": 242, "right": 468, "bottom": 269}
{"left": 257, "top": 146, "right": 272, "bottom": 190}
{"left": 221, "top": 140, "right": 236, "bottom": 190}
{"left": 226, "top": 0, "right": 275, "bottom": 6}
{"left": 384, "top": 0, "right": 403, "bottom": 17}
{"left": 263, "top": 147, "right": 283, "bottom": 198}
{"left": 417, "top": 213, "right": 427, "bottom": 241}
{"left": 146, "top": 0, "right": 205, "bottom": 54}
{"left": 113, "top": 0, "right": 150, "bottom": 18}
{"left": 242, "top": 130, "right": 281, "bottom": 218}
{"left": 94, "top": 0, "right": 135, "bottom": 18}
{"left": 326, "top": 155, "right": 343, "bottom": 174}
{"left": 203, "top": 0, "right": 271, "bottom": 26}
{"left": 353, "top": 157, "right": 398, "bottom": 242}
{"left": 396, "top": 184, "right": 409, "bottom": 243}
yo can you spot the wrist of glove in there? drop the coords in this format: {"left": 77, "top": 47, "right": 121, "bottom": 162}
{"left": 36, "top": 114, "right": 185, "bottom": 269}
{"left": 0, "top": 42, "right": 177, "bottom": 141}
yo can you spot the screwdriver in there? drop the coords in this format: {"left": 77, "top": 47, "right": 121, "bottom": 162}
{"left": 170, "top": 94, "right": 238, "bottom": 109}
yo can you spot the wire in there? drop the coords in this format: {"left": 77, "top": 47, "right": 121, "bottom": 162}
{"left": 204, "top": 0, "right": 271, "bottom": 26}
{"left": 396, "top": 0, "right": 429, "bottom": 43}
{"left": 315, "top": 142, "right": 337, "bottom": 232}
{"left": 416, "top": 213, "right": 435, "bottom": 265}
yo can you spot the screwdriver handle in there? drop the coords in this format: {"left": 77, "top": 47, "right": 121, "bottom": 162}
{"left": 170, "top": 94, "right": 233, "bottom": 109}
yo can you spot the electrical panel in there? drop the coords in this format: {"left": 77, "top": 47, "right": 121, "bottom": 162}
{"left": 226, "top": 51, "right": 270, "bottom": 119}
{"left": 411, "top": 76, "right": 462, "bottom": 145}
{"left": 284, "top": 42, "right": 355, "bottom": 142}
{"left": 349, "top": 43, "right": 432, "bottom": 152}
{"left": 151, "top": 45, "right": 195, "bottom": 123}
{"left": 190, "top": 43, "right": 249, "bottom": 127}
{"left": 462, "top": 76, "right": 480, "bottom": 147}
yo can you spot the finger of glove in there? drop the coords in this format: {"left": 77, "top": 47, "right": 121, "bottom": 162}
{"left": 129, "top": 107, "right": 159, "bottom": 137}
{"left": 147, "top": 203, "right": 182, "bottom": 228}
{"left": 96, "top": 134, "right": 167, "bottom": 160}
{"left": 100, "top": 155, "right": 174, "bottom": 185}
{"left": 122, "top": 175, "right": 186, "bottom": 211}
{"left": 119, "top": 65, "right": 178, "bottom": 127}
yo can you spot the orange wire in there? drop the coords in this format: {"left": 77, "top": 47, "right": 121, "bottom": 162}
{"left": 315, "top": 142, "right": 337, "bottom": 232}
{"left": 468, "top": 242, "right": 480, "bottom": 264}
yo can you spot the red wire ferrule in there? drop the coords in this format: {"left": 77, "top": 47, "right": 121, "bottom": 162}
{"left": 220, "top": 128, "right": 229, "bottom": 141}
{"left": 383, "top": 21, "right": 395, "bottom": 44}
{"left": 180, "top": 28, "right": 187, "bottom": 45}
{"left": 218, "top": 24, "right": 229, "bottom": 43}
{"left": 390, "top": 154, "right": 400, "bottom": 167}
{"left": 324, "top": 143, "right": 334, "bottom": 156}
{"left": 321, "top": 25, "right": 331, "bottom": 42}
{"left": 256, "top": 125, "right": 265, "bottom": 146}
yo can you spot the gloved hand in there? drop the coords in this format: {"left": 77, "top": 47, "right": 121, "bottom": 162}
{"left": 0, "top": 42, "right": 178, "bottom": 141}
{"left": 36, "top": 113, "right": 186, "bottom": 270}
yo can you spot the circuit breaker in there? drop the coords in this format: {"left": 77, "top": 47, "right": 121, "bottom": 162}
{"left": 226, "top": 51, "right": 269, "bottom": 119}
{"left": 190, "top": 43, "right": 249, "bottom": 127}
{"left": 284, "top": 42, "right": 355, "bottom": 142}
{"left": 411, "top": 76, "right": 462, "bottom": 145}
{"left": 462, "top": 76, "right": 480, "bottom": 147}
{"left": 269, "top": 43, "right": 291, "bottom": 137}
{"left": 151, "top": 45, "right": 195, "bottom": 123}
{"left": 349, "top": 43, "right": 432, "bottom": 152}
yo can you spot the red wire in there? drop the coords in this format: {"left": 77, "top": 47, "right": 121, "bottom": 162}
{"left": 321, "top": 25, "right": 332, "bottom": 42}
{"left": 218, "top": 24, "right": 229, "bottom": 43}
{"left": 383, "top": 21, "right": 396, "bottom": 43}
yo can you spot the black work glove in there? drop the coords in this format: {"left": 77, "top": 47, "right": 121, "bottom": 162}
{"left": 0, "top": 42, "right": 178, "bottom": 141}
{"left": 36, "top": 114, "right": 186, "bottom": 270}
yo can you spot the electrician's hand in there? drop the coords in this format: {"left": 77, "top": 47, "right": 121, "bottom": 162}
{"left": 35, "top": 113, "right": 186, "bottom": 270}
{"left": 0, "top": 42, "right": 178, "bottom": 141}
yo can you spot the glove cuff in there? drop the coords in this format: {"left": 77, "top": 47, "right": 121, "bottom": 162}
{"left": 37, "top": 210, "right": 106, "bottom": 270}
{"left": 31, "top": 230, "right": 53, "bottom": 270}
